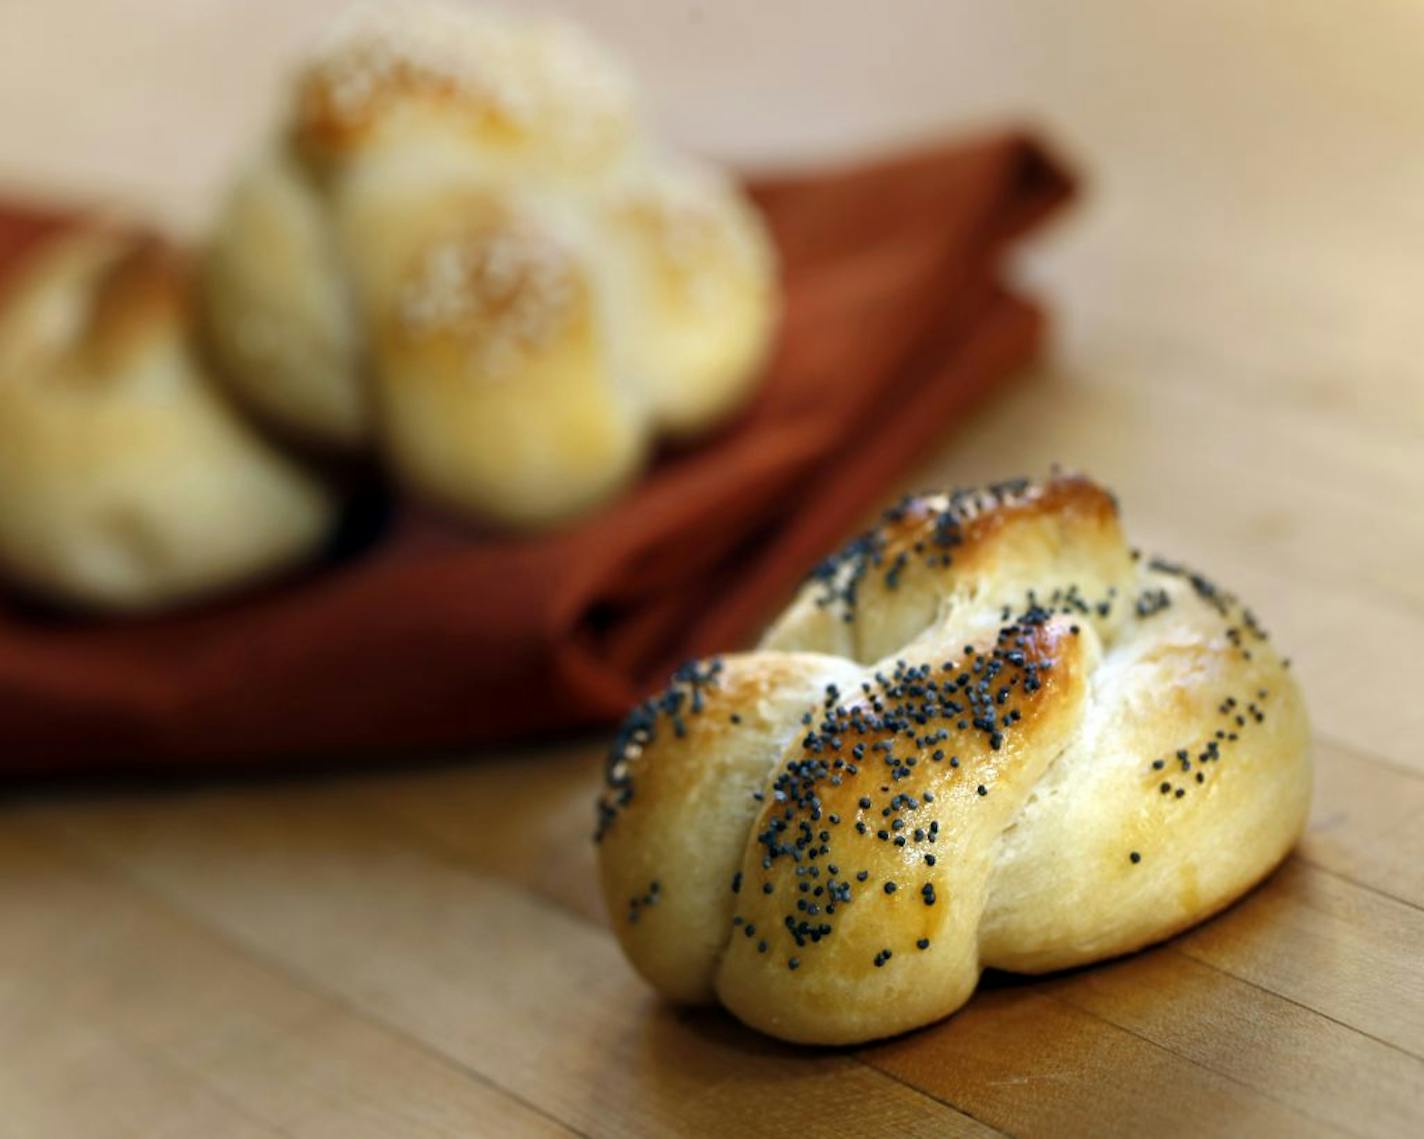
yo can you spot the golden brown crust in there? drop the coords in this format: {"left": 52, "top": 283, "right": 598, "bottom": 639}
{"left": 346, "top": 182, "right": 647, "bottom": 526}
{"left": 291, "top": 2, "right": 636, "bottom": 174}
{"left": 977, "top": 555, "right": 1311, "bottom": 974}
{"left": 596, "top": 474, "right": 1311, "bottom": 1044}
{"left": 0, "top": 230, "right": 337, "bottom": 613}
{"left": 597, "top": 654, "right": 863, "bottom": 1002}
{"left": 79, "top": 236, "right": 190, "bottom": 375}
{"left": 761, "top": 474, "right": 1133, "bottom": 663}
{"left": 715, "top": 617, "right": 1090, "bottom": 1043}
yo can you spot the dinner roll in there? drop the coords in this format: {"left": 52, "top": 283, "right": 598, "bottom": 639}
{"left": 596, "top": 475, "right": 1310, "bottom": 1044}
{"left": 202, "top": 0, "right": 777, "bottom": 526}
{"left": 0, "top": 230, "right": 337, "bottom": 613}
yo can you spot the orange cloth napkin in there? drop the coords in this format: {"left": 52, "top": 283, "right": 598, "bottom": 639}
{"left": 0, "top": 131, "right": 1072, "bottom": 774}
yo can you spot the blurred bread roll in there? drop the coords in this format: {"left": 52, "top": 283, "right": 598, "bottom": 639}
{"left": 595, "top": 157, "right": 779, "bottom": 437}
{"left": 204, "top": 1, "right": 637, "bottom": 454}
{"left": 203, "top": 0, "right": 777, "bottom": 527}
{"left": 202, "top": 145, "right": 367, "bottom": 449}
{"left": 293, "top": 0, "right": 639, "bottom": 180}
{"left": 342, "top": 170, "right": 647, "bottom": 523}
{"left": 0, "top": 231, "right": 338, "bottom": 614}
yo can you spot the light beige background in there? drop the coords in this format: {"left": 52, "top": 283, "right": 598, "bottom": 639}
{"left": 3, "top": 2, "right": 1422, "bottom": 267}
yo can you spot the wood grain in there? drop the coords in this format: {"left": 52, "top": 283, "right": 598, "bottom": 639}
{"left": 2, "top": 0, "right": 1423, "bottom": 1135}
{"left": 0, "top": 826, "right": 573, "bottom": 1139}
{"left": 19, "top": 790, "right": 991, "bottom": 1139}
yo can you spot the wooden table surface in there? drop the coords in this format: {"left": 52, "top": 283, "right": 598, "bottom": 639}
{"left": 2, "top": 2, "right": 1423, "bottom": 1136}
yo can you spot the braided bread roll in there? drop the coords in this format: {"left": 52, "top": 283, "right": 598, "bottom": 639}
{"left": 596, "top": 476, "right": 1310, "bottom": 1044}
{"left": 0, "top": 231, "right": 337, "bottom": 613}
{"left": 203, "top": 1, "right": 776, "bottom": 526}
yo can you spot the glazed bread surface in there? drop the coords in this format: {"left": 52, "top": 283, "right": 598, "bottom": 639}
{"left": 596, "top": 475, "right": 1310, "bottom": 1044}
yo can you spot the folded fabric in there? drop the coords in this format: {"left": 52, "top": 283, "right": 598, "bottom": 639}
{"left": 0, "top": 131, "right": 1073, "bottom": 775}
